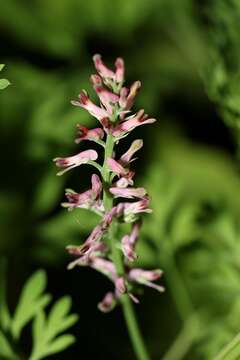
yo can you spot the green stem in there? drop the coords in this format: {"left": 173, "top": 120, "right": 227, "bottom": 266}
{"left": 214, "top": 331, "right": 240, "bottom": 360}
{"left": 102, "top": 133, "right": 151, "bottom": 360}
{"left": 162, "top": 313, "right": 199, "bottom": 360}
{"left": 163, "top": 249, "right": 194, "bottom": 322}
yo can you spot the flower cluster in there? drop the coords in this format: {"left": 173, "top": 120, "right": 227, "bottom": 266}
{"left": 54, "top": 54, "right": 164, "bottom": 312}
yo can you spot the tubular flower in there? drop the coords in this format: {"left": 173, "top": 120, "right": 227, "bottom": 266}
{"left": 93, "top": 54, "right": 125, "bottom": 87}
{"left": 53, "top": 149, "right": 98, "bottom": 176}
{"left": 71, "top": 90, "right": 109, "bottom": 121}
{"left": 54, "top": 54, "right": 163, "bottom": 313}
{"left": 62, "top": 174, "right": 104, "bottom": 213}
{"left": 112, "top": 109, "right": 156, "bottom": 138}
{"left": 121, "top": 221, "right": 141, "bottom": 262}
{"left": 120, "top": 139, "right": 143, "bottom": 165}
{"left": 128, "top": 269, "right": 165, "bottom": 293}
{"left": 109, "top": 187, "right": 147, "bottom": 199}
{"left": 75, "top": 124, "right": 104, "bottom": 144}
{"left": 119, "top": 81, "right": 141, "bottom": 111}
{"left": 98, "top": 292, "right": 116, "bottom": 313}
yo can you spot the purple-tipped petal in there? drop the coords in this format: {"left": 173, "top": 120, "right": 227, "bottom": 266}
{"left": 98, "top": 292, "right": 116, "bottom": 312}
{"left": 90, "top": 74, "right": 103, "bottom": 87}
{"left": 71, "top": 90, "right": 109, "bottom": 121}
{"left": 53, "top": 149, "right": 98, "bottom": 175}
{"left": 121, "top": 221, "right": 141, "bottom": 262}
{"left": 93, "top": 54, "right": 116, "bottom": 80}
{"left": 75, "top": 124, "right": 104, "bottom": 144}
{"left": 112, "top": 109, "right": 156, "bottom": 137}
{"left": 62, "top": 173, "right": 103, "bottom": 212}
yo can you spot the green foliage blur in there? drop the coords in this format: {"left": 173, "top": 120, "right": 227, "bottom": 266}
{"left": 1, "top": 0, "right": 240, "bottom": 359}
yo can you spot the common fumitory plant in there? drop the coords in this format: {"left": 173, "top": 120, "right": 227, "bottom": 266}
{"left": 54, "top": 54, "right": 164, "bottom": 360}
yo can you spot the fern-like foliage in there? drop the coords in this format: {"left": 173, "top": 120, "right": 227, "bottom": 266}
{"left": 0, "top": 65, "right": 10, "bottom": 90}
{"left": 0, "top": 262, "right": 78, "bottom": 360}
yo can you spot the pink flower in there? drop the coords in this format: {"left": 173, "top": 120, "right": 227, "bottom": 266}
{"left": 67, "top": 206, "right": 122, "bottom": 269}
{"left": 62, "top": 174, "right": 103, "bottom": 213}
{"left": 71, "top": 90, "right": 108, "bottom": 121}
{"left": 94, "top": 86, "right": 119, "bottom": 114}
{"left": 128, "top": 268, "right": 164, "bottom": 293}
{"left": 91, "top": 257, "right": 117, "bottom": 281}
{"left": 93, "top": 54, "right": 116, "bottom": 81}
{"left": 93, "top": 54, "right": 125, "bottom": 84}
{"left": 114, "top": 177, "right": 131, "bottom": 188}
{"left": 119, "top": 81, "right": 141, "bottom": 110}
{"left": 120, "top": 139, "right": 143, "bottom": 165}
{"left": 53, "top": 149, "right": 98, "bottom": 176}
{"left": 90, "top": 74, "right": 103, "bottom": 87}
{"left": 121, "top": 221, "right": 141, "bottom": 262}
{"left": 67, "top": 242, "right": 107, "bottom": 269}
{"left": 109, "top": 187, "right": 147, "bottom": 199}
{"left": 107, "top": 158, "right": 129, "bottom": 177}
{"left": 115, "top": 276, "right": 127, "bottom": 295}
{"left": 122, "top": 196, "right": 152, "bottom": 223}
{"left": 107, "top": 158, "right": 135, "bottom": 186}
{"left": 115, "top": 58, "right": 125, "bottom": 83}
{"left": 98, "top": 292, "right": 116, "bottom": 313}
{"left": 75, "top": 124, "right": 104, "bottom": 144}
{"left": 112, "top": 109, "right": 156, "bottom": 137}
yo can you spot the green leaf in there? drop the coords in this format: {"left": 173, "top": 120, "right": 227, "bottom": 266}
{"left": 0, "top": 330, "right": 18, "bottom": 359}
{"left": 11, "top": 270, "right": 51, "bottom": 339}
{"left": 0, "top": 64, "right": 5, "bottom": 72}
{"left": 0, "top": 260, "right": 11, "bottom": 331}
{"left": 30, "top": 296, "right": 78, "bottom": 360}
{"left": 33, "top": 310, "right": 46, "bottom": 345}
{"left": 46, "top": 334, "right": 75, "bottom": 355}
{"left": 0, "top": 79, "right": 10, "bottom": 90}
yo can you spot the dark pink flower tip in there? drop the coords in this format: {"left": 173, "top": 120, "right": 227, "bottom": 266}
{"left": 93, "top": 54, "right": 116, "bottom": 80}
{"left": 112, "top": 109, "right": 156, "bottom": 137}
{"left": 75, "top": 124, "right": 104, "bottom": 144}
{"left": 71, "top": 90, "right": 109, "bottom": 121}
{"left": 62, "top": 174, "right": 103, "bottom": 212}
{"left": 98, "top": 292, "right": 116, "bottom": 313}
{"left": 53, "top": 149, "right": 98, "bottom": 175}
{"left": 90, "top": 74, "right": 103, "bottom": 87}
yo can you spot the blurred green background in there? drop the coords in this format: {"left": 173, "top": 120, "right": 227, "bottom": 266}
{"left": 1, "top": 0, "right": 240, "bottom": 359}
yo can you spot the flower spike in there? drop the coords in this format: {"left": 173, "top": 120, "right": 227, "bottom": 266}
{"left": 55, "top": 53, "right": 163, "bottom": 323}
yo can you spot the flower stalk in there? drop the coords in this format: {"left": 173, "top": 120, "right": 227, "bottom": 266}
{"left": 54, "top": 54, "right": 164, "bottom": 360}
{"left": 103, "top": 134, "right": 150, "bottom": 360}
